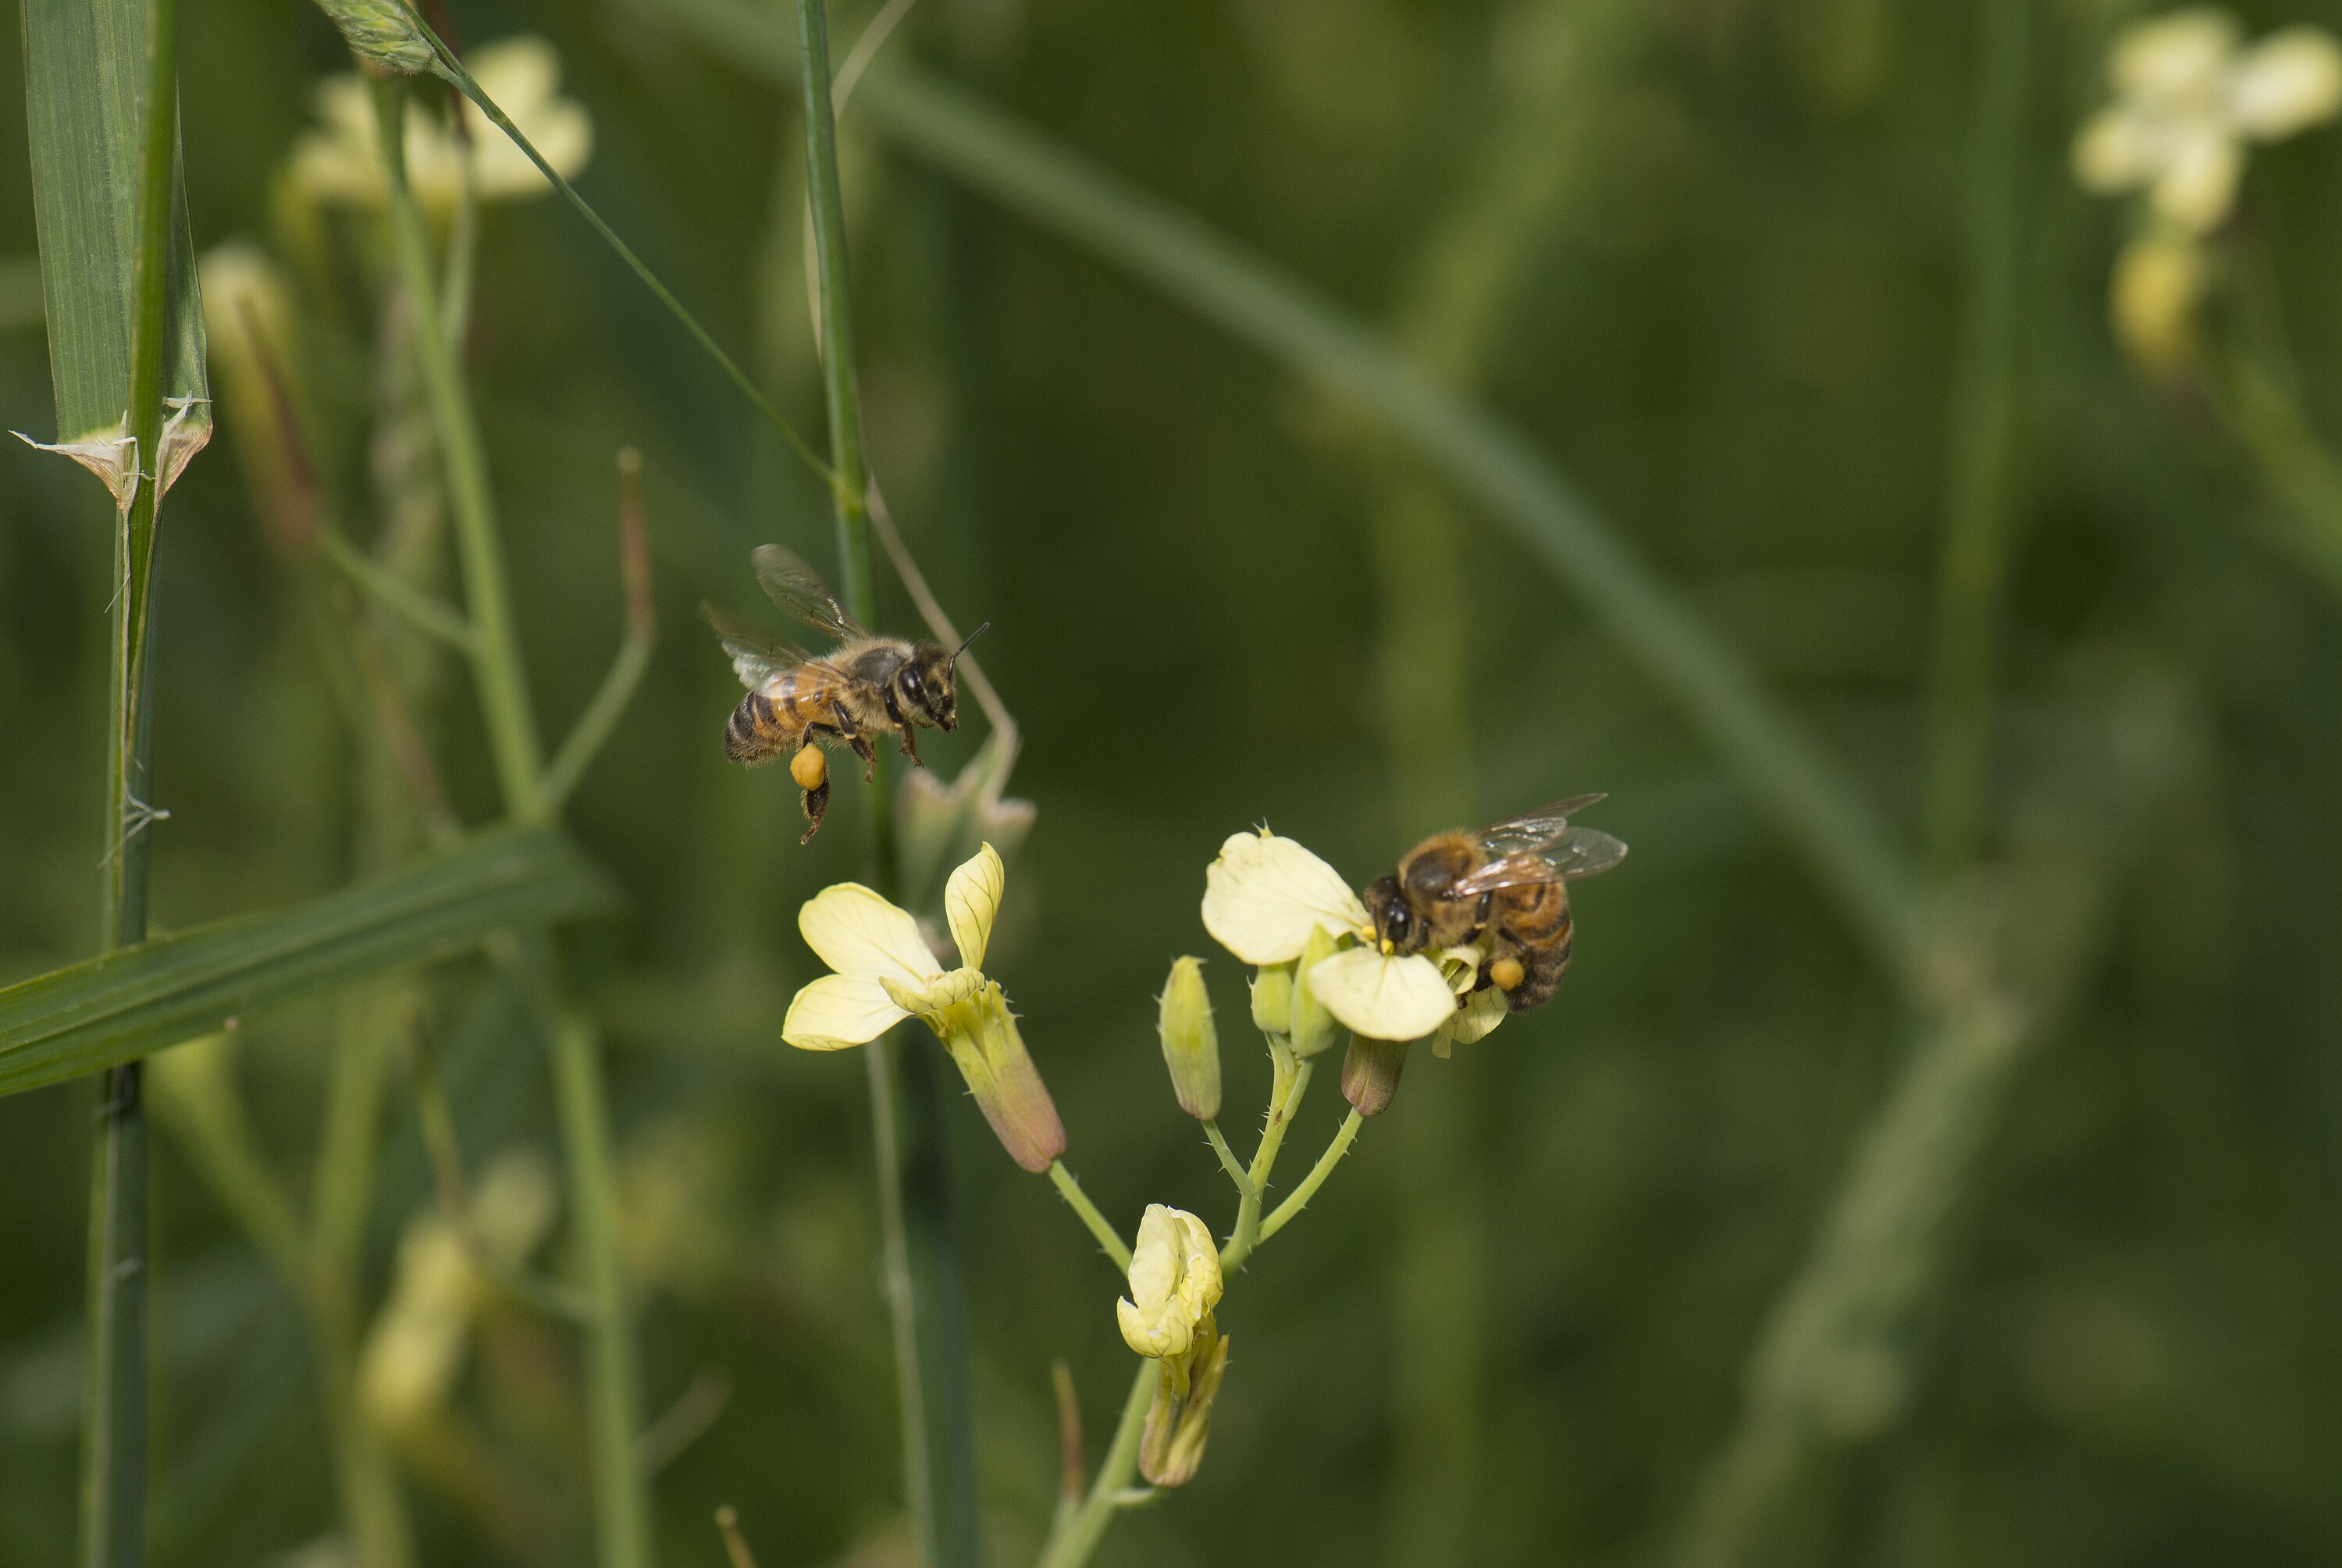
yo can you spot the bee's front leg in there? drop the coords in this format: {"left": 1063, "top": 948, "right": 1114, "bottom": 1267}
{"left": 881, "top": 688, "right": 925, "bottom": 768}
{"left": 897, "top": 725, "right": 923, "bottom": 767}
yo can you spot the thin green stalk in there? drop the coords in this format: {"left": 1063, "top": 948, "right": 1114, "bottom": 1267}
{"left": 84, "top": 0, "right": 184, "bottom": 1559}
{"left": 1258, "top": 1108, "right": 1361, "bottom": 1243}
{"left": 795, "top": 2, "right": 972, "bottom": 1561}
{"left": 543, "top": 450, "right": 658, "bottom": 809}
{"left": 1221, "top": 1054, "right": 1311, "bottom": 1273}
{"left": 371, "top": 76, "right": 546, "bottom": 822}
{"left": 319, "top": 527, "right": 478, "bottom": 655}
{"left": 1047, "top": 1161, "right": 1132, "bottom": 1271}
{"left": 369, "top": 75, "right": 650, "bottom": 1568}
{"left": 1921, "top": 0, "right": 2031, "bottom": 882}
{"left": 551, "top": 1005, "right": 655, "bottom": 1568}
{"left": 1036, "top": 1360, "right": 1155, "bottom": 1568}
{"left": 862, "top": 1039, "right": 934, "bottom": 1564}
{"left": 391, "top": 8, "right": 833, "bottom": 485}
{"left": 2211, "top": 350, "right": 2342, "bottom": 597}
{"left": 1201, "top": 1122, "right": 1251, "bottom": 1196}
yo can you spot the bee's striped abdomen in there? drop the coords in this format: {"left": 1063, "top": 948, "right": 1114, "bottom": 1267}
{"left": 724, "top": 689, "right": 798, "bottom": 764}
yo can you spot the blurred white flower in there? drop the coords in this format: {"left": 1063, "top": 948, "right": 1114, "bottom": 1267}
{"left": 2073, "top": 9, "right": 2342, "bottom": 233}
{"left": 290, "top": 36, "right": 593, "bottom": 212}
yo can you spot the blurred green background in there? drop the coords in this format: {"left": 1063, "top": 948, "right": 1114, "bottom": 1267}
{"left": 7, "top": 0, "right": 2342, "bottom": 1564}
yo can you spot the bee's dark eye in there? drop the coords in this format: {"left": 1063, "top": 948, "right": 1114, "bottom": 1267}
{"left": 1385, "top": 903, "right": 1411, "bottom": 942}
{"left": 902, "top": 667, "right": 925, "bottom": 699}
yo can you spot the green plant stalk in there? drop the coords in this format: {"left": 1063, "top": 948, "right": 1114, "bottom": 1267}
{"left": 371, "top": 76, "right": 546, "bottom": 823}
{"left": 1220, "top": 1054, "right": 1311, "bottom": 1273}
{"left": 1258, "top": 1108, "right": 1361, "bottom": 1243}
{"left": 1202, "top": 1122, "right": 1251, "bottom": 1196}
{"left": 368, "top": 77, "right": 650, "bottom": 1568}
{"left": 1921, "top": 0, "right": 2030, "bottom": 883}
{"left": 2211, "top": 351, "right": 2342, "bottom": 597}
{"left": 797, "top": 2, "right": 975, "bottom": 1562}
{"left": 550, "top": 1005, "right": 653, "bottom": 1567}
{"left": 318, "top": 528, "right": 479, "bottom": 655}
{"left": 83, "top": 0, "right": 183, "bottom": 1559}
{"left": 1036, "top": 1360, "right": 1155, "bottom": 1568}
{"left": 1047, "top": 1161, "right": 1132, "bottom": 1271}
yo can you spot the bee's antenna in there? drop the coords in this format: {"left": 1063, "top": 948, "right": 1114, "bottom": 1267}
{"left": 950, "top": 621, "right": 991, "bottom": 663}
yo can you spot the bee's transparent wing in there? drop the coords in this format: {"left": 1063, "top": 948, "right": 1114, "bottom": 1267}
{"left": 753, "top": 544, "right": 865, "bottom": 641}
{"left": 702, "top": 603, "right": 809, "bottom": 691}
{"left": 1446, "top": 828, "right": 1627, "bottom": 897}
{"left": 1478, "top": 793, "right": 1607, "bottom": 857}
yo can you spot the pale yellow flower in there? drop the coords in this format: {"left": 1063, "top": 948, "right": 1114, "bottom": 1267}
{"left": 2073, "top": 9, "right": 2342, "bottom": 233}
{"left": 1116, "top": 1204, "right": 1223, "bottom": 1359}
{"left": 290, "top": 36, "right": 594, "bottom": 212}
{"left": 782, "top": 844, "right": 1065, "bottom": 1172}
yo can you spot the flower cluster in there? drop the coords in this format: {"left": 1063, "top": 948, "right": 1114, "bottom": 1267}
{"left": 2073, "top": 8, "right": 2342, "bottom": 375}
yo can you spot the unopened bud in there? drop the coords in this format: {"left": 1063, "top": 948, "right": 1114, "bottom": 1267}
{"left": 1286, "top": 926, "right": 1342, "bottom": 1060}
{"left": 1249, "top": 964, "right": 1292, "bottom": 1036}
{"left": 1340, "top": 1033, "right": 1407, "bottom": 1118}
{"left": 1140, "top": 1326, "right": 1231, "bottom": 1488}
{"left": 313, "top": 0, "right": 437, "bottom": 73}
{"left": 1157, "top": 956, "right": 1221, "bottom": 1122}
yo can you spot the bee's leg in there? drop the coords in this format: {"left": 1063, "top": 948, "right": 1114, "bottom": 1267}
{"left": 799, "top": 777, "right": 832, "bottom": 844}
{"left": 831, "top": 701, "right": 878, "bottom": 782}
{"left": 881, "top": 688, "right": 924, "bottom": 767}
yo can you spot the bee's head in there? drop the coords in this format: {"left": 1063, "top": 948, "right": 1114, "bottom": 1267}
{"left": 898, "top": 622, "right": 988, "bottom": 732}
{"left": 1364, "top": 872, "right": 1428, "bottom": 955}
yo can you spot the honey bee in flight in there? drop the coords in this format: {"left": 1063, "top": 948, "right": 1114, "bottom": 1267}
{"left": 706, "top": 544, "right": 984, "bottom": 842}
{"left": 1363, "top": 795, "right": 1626, "bottom": 1013}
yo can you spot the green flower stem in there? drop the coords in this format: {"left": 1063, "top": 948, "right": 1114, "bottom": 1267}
{"left": 543, "top": 451, "right": 659, "bottom": 810}
{"left": 1221, "top": 1054, "right": 1312, "bottom": 1273}
{"left": 84, "top": 0, "right": 183, "bottom": 1558}
{"left": 550, "top": 1004, "right": 654, "bottom": 1568}
{"left": 318, "top": 526, "right": 478, "bottom": 655}
{"left": 1920, "top": 0, "right": 2031, "bottom": 883}
{"left": 1035, "top": 1360, "right": 1155, "bottom": 1568}
{"left": 795, "top": 1, "right": 977, "bottom": 1561}
{"left": 2211, "top": 350, "right": 2342, "bottom": 598}
{"left": 1257, "top": 1108, "right": 1362, "bottom": 1244}
{"left": 861, "top": 1037, "right": 937, "bottom": 1568}
{"left": 372, "top": 76, "right": 546, "bottom": 823}
{"left": 397, "top": 9, "right": 833, "bottom": 485}
{"left": 370, "top": 77, "right": 650, "bottom": 1568}
{"left": 1046, "top": 1161, "right": 1132, "bottom": 1272}
{"left": 1201, "top": 1121, "right": 1251, "bottom": 1197}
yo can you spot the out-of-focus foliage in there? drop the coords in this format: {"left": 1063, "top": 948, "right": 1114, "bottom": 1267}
{"left": 5, "top": 1, "right": 2342, "bottom": 1566}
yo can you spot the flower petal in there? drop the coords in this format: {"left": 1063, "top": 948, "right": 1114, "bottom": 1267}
{"left": 1200, "top": 830, "right": 1370, "bottom": 965}
{"left": 2112, "top": 9, "right": 2238, "bottom": 103}
{"left": 881, "top": 967, "right": 987, "bottom": 1025}
{"left": 1305, "top": 948, "right": 1458, "bottom": 1042}
{"left": 799, "top": 883, "right": 943, "bottom": 987}
{"left": 945, "top": 842, "right": 1006, "bottom": 971}
{"left": 781, "top": 975, "right": 907, "bottom": 1050}
{"left": 2148, "top": 121, "right": 2242, "bottom": 231}
{"left": 2230, "top": 26, "right": 2342, "bottom": 140}
{"left": 1439, "top": 985, "right": 1510, "bottom": 1047}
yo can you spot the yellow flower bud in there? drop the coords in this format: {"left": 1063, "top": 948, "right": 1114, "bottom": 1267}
{"left": 1116, "top": 1205, "right": 1223, "bottom": 1359}
{"left": 1158, "top": 956, "right": 1221, "bottom": 1122}
{"left": 1285, "top": 925, "right": 1343, "bottom": 1060}
{"left": 2111, "top": 228, "right": 2205, "bottom": 381}
{"left": 1249, "top": 964, "right": 1293, "bottom": 1036}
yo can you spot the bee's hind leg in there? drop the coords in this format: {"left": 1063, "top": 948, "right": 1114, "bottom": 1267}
{"left": 799, "top": 777, "right": 832, "bottom": 844}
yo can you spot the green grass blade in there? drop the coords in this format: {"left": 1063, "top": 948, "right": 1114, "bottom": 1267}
{"left": 0, "top": 828, "right": 619, "bottom": 1097}
{"left": 20, "top": 0, "right": 209, "bottom": 463}
{"left": 627, "top": 0, "right": 1928, "bottom": 990}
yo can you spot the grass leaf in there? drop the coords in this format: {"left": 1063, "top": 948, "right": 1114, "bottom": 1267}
{"left": 0, "top": 827, "right": 620, "bottom": 1097}
{"left": 20, "top": 0, "right": 211, "bottom": 468}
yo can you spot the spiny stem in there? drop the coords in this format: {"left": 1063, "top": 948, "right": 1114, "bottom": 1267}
{"left": 83, "top": 0, "right": 183, "bottom": 1558}
{"left": 1258, "top": 1108, "right": 1362, "bottom": 1243}
{"left": 1202, "top": 1121, "right": 1251, "bottom": 1196}
{"left": 1047, "top": 1161, "right": 1132, "bottom": 1271}
{"left": 1221, "top": 1055, "right": 1312, "bottom": 1273}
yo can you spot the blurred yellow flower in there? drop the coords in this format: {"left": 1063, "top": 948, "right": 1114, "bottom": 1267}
{"left": 1117, "top": 1204, "right": 1223, "bottom": 1358}
{"left": 2073, "top": 9, "right": 2342, "bottom": 233}
{"left": 290, "top": 36, "right": 593, "bottom": 212}
{"left": 2110, "top": 228, "right": 2208, "bottom": 379}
